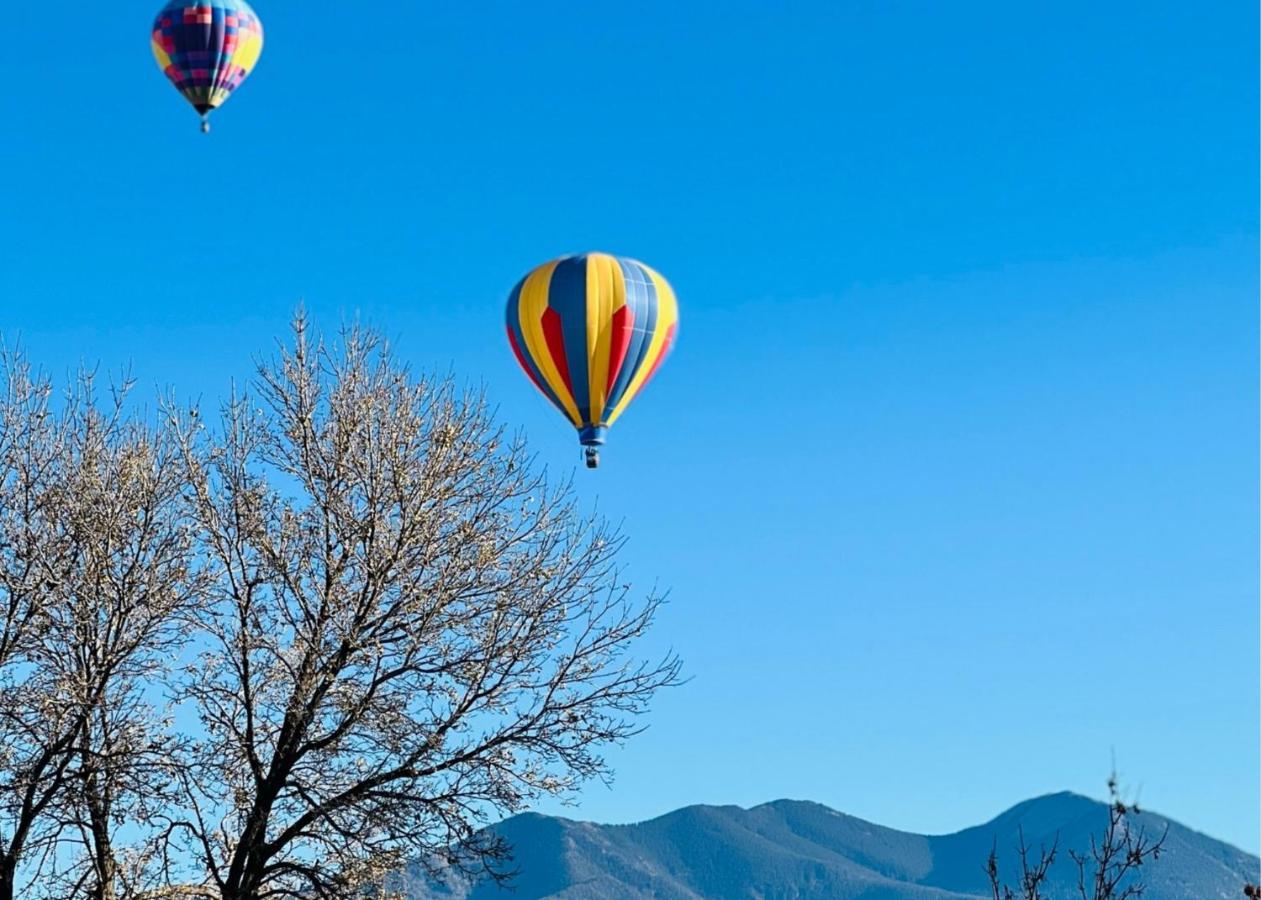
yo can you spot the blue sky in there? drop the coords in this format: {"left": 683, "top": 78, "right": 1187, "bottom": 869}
{"left": 2, "top": 0, "right": 1258, "bottom": 853}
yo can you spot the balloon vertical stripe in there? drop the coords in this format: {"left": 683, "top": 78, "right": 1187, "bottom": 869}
{"left": 507, "top": 328, "right": 548, "bottom": 398}
{"left": 585, "top": 254, "right": 625, "bottom": 424}
{"left": 506, "top": 253, "right": 678, "bottom": 460}
{"left": 605, "top": 258, "right": 660, "bottom": 421}
{"left": 605, "top": 304, "right": 634, "bottom": 396}
{"left": 541, "top": 309, "right": 574, "bottom": 395}
{"left": 505, "top": 281, "right": 568, "bottom": 415}
{"left": 549, "top": 258, "right": 594, "bottom": 424}
{"left": 516, "top": 261, "right": 582, "bottom": 426}
{"left": 606, "top": 264, "right": 677, "bottom": 426}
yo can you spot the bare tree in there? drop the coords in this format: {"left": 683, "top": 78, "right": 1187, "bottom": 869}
{"left": 1067, "top": 774, "right": 1166, "bottom": 900}
{"left": 0, "top": 350, "right": 67, "bottom": 897}
{"left": 0, "top": 358, "right": 206, "bottom": 900}
{"left": 0, "top": 352, "right": 58, "bottom": 669}
{"left": 38, "top": 374, "right": 208, "bottom": 900}
{"left": 162, "top": 318, "right": 680, "bottom": 899}
{"left": 986, "top": 774, "right": 1166, "bottom": 900}
{"left": 986, "top": 831, "right": 1058, "bottom": 900}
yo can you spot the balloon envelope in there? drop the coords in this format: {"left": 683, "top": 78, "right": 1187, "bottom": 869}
{"left": 151, "top": 1, "right": 264, "bottom": 121}
{"left": 506, "top": 253, "right": 679, "bottom": 453}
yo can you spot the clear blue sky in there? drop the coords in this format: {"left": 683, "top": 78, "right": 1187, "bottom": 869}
{"left": 1, "top": 0, "right": 1257, "bottom": 854}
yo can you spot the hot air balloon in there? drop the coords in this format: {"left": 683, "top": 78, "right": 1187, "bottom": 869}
{"left": 151, "top": 1, "right": 264, "bottom": 133}
{"left": 506, "top": 253, "right": 679, "bottom": 469}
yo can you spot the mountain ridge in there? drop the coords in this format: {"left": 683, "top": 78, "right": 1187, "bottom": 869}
{"left": 398, "top": 792, "right": 1259, "bottom": 899}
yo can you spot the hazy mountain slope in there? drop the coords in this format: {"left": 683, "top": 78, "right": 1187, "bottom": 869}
{"left": 398, "top": 793, "right": 1259, "bottom": 900}
{"left": 925, "top": 791, "right": 1256, "bottom": 899}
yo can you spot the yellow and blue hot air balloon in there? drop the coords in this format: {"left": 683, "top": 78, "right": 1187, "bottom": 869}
{"left": 506, "top": 253, "right": 679, "bottom": 468}
{"left": 151, "top": 1, "right": 264, "bottom": 133}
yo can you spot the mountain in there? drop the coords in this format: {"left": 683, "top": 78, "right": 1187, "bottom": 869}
{"left": 395, "top": 792, "right": 1258, "bottom": 899}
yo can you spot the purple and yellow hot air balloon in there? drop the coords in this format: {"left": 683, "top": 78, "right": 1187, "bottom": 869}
{"left": 151, "top": 1, "right": 264, "bottom": 133}
{"left": 506, "top": 254, "right": 679, "bottom": 469}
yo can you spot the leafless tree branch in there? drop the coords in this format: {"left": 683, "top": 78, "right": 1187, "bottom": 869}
{"left": 986, "top": 771, "right": 1166, "bottom": 900}
{"left": 0, "top": 352, "right": 208, "bottom": 900}
{"left": 161, "top": 317, "right": 681, "bottom": 898}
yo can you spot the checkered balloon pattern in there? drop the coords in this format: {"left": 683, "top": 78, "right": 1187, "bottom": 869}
{"left": 151, "top": 1, "right": 264, "bottom": 119}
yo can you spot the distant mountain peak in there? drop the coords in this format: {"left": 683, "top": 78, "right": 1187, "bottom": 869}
{"left": 400, "top": 793, "right": 1259, "bottom": 900}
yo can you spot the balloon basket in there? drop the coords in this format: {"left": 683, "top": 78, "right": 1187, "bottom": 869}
{"left": 584, "top": 447, "right": 600, "bottom": 469}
